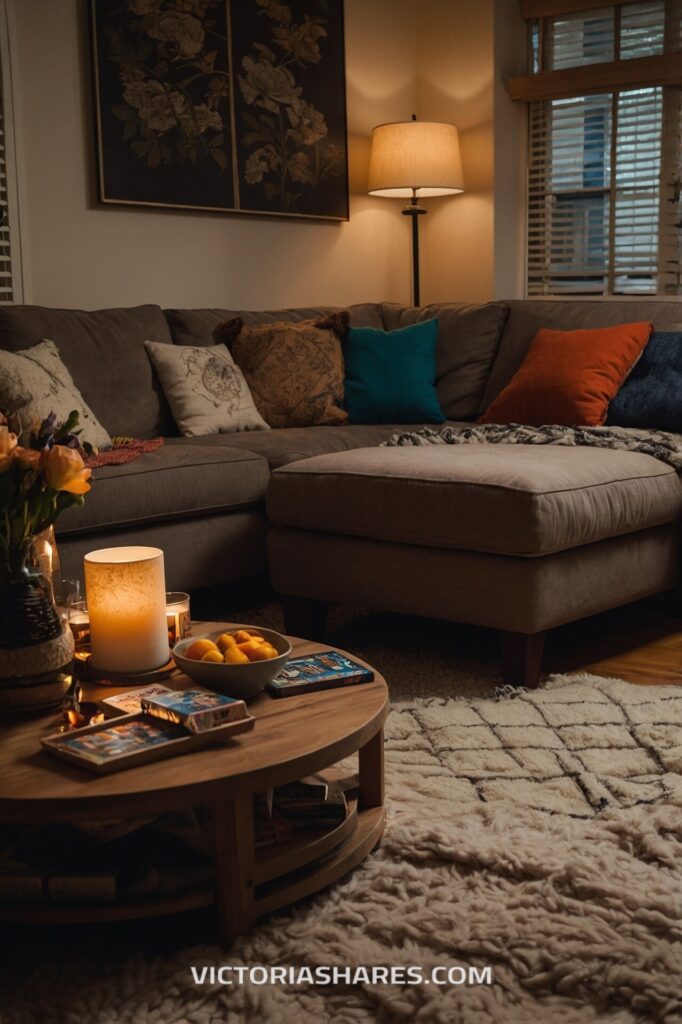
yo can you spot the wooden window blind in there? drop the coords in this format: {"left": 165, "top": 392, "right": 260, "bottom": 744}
{"left": 0, "top": 1, "right": 19, "bottom": 305}
{"left": 523, "top": 0, "right": 682, "bottom": 296}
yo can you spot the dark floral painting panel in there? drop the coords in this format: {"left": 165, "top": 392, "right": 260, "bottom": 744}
{"left": 91, "top": 0, "right": 349, "bottom": 219}
{"left": 231, "top": 0, "right": 348, "bottom": 219}
{"left": 93, "top": 0, "right": 234, "bottom": 211}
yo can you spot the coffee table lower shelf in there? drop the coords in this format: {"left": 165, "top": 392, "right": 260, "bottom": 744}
{"left": 0, "top": 801, "right": 385, "bottom": 927}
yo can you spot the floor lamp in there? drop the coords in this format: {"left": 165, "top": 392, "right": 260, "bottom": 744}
{"left": 368, "top": 117, "right": 464, "bottom": 307}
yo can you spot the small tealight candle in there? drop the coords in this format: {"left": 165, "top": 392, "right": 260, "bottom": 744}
{"left": 166, "top": 592, "right": 191, "bottom": 645}
{"left": 84, "top": 547, "right": 170, "bottom": 673}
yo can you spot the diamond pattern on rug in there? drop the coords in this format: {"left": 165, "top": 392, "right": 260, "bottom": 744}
{"left": 402, "top": 673, "right": 682, "bottom": 816}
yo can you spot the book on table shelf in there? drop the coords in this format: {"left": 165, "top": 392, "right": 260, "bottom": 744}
{"left": 253, "top": 771, "right": 356, "bottom": 847}
{"left": 0, "top": 812, "right": 214, "bottom": 905}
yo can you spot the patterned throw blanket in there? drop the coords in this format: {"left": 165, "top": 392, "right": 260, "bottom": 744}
{"left": 382, "top": 423, "right": 682, "bottom": 472}
{"left": 84, "top": 437, "right": 164, "bottom": 469}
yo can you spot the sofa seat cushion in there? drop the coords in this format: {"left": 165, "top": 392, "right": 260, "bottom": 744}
{"left": 57, "top": 442, "right": 269, "bottom": 536}
{"left": 267, "top": 445, "right": 682, "bottom": 557}
{"left": 181, "top": 423, "right": 468, "bottom": 469}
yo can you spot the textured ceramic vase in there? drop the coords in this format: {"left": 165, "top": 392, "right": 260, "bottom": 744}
{"left": 0, "top": 541, "right": 74, "bottom": 713}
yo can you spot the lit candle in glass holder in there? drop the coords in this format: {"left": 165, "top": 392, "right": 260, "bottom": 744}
{"left": 166, "top": 592, "right": 191, "bottom": 646}
{"left": 84, "top": 547, "right": 170, "bottom": 673}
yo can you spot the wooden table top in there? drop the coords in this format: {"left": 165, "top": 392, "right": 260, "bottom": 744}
{"left": 0, "top": 625, "right": 389, "bottom": 822}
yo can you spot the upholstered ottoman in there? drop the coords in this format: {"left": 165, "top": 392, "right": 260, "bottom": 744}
{"left": 266, "top": 445, "right": 682, "bottom": 686}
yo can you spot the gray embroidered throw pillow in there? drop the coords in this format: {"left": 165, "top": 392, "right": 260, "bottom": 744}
{"left": 145, "top": 340, "right": 269, "bottom": 436}
{"left": 0, "top": 339, "right": 112, "bottom": 449}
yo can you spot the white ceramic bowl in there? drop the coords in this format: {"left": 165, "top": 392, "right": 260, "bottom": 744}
{"left": 172, "top": 625, "right": 292, "bottom": 699}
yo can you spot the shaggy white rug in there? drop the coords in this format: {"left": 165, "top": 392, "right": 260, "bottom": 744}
{"left": 3, "top": 674, "right": 681, "bottom": 1024}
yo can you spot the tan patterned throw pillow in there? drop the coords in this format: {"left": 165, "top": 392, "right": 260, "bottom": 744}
{"left": 145, "top": 340, "right": 269, "bottom": 436}
{"left": 219, "top": 313, "right": 349, "bottom": 428}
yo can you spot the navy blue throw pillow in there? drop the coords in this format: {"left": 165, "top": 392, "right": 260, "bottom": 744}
{"left": 607, "top": 331, "right": 682, "bottom": 432}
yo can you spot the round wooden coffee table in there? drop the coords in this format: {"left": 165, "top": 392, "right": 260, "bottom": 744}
{"left": 0, "top": 625, "right": 389, "bottom": 944}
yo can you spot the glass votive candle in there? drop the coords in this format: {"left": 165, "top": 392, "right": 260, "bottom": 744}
{"left": 166, "top": 592, "right": 191, "bottom": 646}
{"left": 68, "top": 599, "right": 91, "bottom": 655}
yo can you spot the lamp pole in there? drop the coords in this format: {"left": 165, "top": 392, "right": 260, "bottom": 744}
{"left": 401, "top": 189, "right": 427, "bottom": 307}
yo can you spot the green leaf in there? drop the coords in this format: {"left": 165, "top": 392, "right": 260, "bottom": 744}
{"left": 111, "top": 104, "right": 132, "bottom": 121}
{"left": 242, "top": 110, "right": 270, "bottom": 133}
{"left": 123, "top": 118, "right": 137, "bottom": 142}
{"left": 55, "top": 410, "right": 80, "bottom": 439}
{"left": 0, "top": 472, "right": 14, "bottom": 511}
{"left": 243, "top": 131, "right": 271, "bottom": 148}
{"left": 213, "top": 148, "right": 227, "bottom": 170}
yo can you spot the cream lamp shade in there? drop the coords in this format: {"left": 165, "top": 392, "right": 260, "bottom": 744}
{"left": 368, "top": 120, "right": 464, "bottom": 198}
{"left": 84, "top": 546, "right": 169, "bottom": 673}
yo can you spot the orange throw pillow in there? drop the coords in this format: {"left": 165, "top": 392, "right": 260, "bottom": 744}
{"left": 480, "top": 322, "right": 653, "bottom": 426}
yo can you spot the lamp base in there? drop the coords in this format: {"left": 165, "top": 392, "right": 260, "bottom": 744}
{"left": 74, "top": 649, "right": 176, "bottom": 687}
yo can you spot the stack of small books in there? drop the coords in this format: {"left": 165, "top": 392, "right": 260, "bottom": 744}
{"left": 0, "top": 811, "right": 213, "bottom": 904}
{"left": 42, "top": 687, "right": 254, "bottom": 774}
{"left": 254, "top": 774, "right": 357, "bottom": 848}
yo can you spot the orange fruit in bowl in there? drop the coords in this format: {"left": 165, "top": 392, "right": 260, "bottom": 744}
{"left": 233, "top": 629, "right": 255, "bottom": 644}
{"left": 216, "top": 633, "right": 237, "bottom": 653}
{"left": 237, "top": 639, "right": 263, "bottom": 657}
{"left": 201, "top": 649, "right": 224, "bottom": 663}
{"left": 185, "top": 638, "right": 219, "bottom": 661}
{"left": 224, "top": 645, "right": 249, "bottom": 665}
{"left": 248, "top": 642, "right": 279, "bottom": 662}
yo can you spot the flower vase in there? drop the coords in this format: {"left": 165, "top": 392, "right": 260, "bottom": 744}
{"left": 0, "top": 540, "right": 75, "bottom": 713}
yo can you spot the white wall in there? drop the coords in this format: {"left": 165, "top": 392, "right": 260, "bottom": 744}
{"left": 9, "top": 0, "right": 527, "bottom": 311}
{"left": 416, "top": 0, "right": 495, "bottom": 305}
{"left": 11, "top": 0, "right": 417, "bottom": 310}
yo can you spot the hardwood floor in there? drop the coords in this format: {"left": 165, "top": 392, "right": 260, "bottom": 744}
{"left": 546, "top": 595, "right": 682, "bottom": 686}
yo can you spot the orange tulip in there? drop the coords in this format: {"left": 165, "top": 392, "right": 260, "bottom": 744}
{"left": 13, "top": 446, "right": 41, "bottom": 471}
{"left": 40, "top": 445, "right": 92, "bottom": 495}
{"left": 0, "top": 425, "right": 17, "bottom": 472}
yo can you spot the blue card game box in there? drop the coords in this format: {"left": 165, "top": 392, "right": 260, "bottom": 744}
{"left": 266, "top": 651, "right": 374, "bottom": 697}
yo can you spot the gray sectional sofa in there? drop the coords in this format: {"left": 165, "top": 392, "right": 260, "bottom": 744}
{"left": 1, "top": 296, "right": 681, "bottom": 687}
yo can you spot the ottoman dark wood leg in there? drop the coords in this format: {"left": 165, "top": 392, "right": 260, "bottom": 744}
{"left": 500, "top": 630, "right": 546, "bottom": 689}
{"left": 280, "top": 595, "right": 329, "bottom": 641}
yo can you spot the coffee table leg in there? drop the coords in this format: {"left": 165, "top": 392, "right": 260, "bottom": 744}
{"left": 358, "top": 727, "right": 385, "bottom": 810}
{"left": 213, "top": 792, "right": 256, "bottom": 945}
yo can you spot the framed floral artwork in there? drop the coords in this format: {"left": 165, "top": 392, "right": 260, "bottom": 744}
{"left": 90, "top": 0, "right": 349, "bottom": 221}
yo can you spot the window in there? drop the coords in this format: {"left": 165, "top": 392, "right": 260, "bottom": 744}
{"left": 515, "top": 1, "right": 682, "bottom": 296}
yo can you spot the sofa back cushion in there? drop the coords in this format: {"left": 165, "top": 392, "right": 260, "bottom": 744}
{"left": 0, "top": 304, "right": 175, "bottom": 438}
{"left": 607, "top": 330, "right": 682, "bottom": 432}
{"left": 484, "top": 299, "right": 682, "bottom": 410}
{"left": 165, "top": 303, "right": 385, "bottom": 348}
{"left": 380, "top": 302, "right": 509, "bottom": 421}
{"left": 479, "top": 322, "right": 653, "bottom": 427}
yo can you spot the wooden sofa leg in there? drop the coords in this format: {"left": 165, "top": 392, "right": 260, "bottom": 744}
{"left": 500, "top": 630, "right": 546, "bottom": 689}
{"left": 280, "top": 595, "right": 328, "bottom": 641}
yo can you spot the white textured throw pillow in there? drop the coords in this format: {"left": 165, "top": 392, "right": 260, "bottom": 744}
{"left": 0, "top": 339, "right": 112, "bottom": 449}
{"left": 145, "top": 340, "right": 269, "bottom": 436}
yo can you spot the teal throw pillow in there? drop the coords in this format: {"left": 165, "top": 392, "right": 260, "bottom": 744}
{"left": 343, "top": 319, "right": 445, "bottom": 425}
